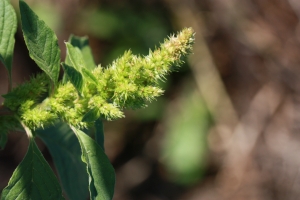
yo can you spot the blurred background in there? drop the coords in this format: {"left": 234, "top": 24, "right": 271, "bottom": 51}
{"left": 1, "top": 0, "right": 300, "bottom": 199}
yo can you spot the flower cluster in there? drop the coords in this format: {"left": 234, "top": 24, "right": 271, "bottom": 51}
{"left": 2, "top": 28, "right": 195, "bottom": 130}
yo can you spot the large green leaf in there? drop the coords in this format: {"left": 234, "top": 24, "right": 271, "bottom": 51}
{"left": 0, "top": 138, "right": 65, "bottom": 200}
{"left": 68, "top": 35, "right": 96, "bottom": 70}
{"left": 82, "top": 113, "right": 105, "bottom": 150}
{"left": 19, "top": 0, "right": 60, "bottom": 85}
{"left": 37, "top": 122, "right": 89, "bottom": 200}
{"left": 0, "top": 0, "right": 17, "bottom": 87}
{"left": 71, "top": 127, "right": 115, "bottom": 200}
{"left": 62, "top": 63, "right": 83, "bottom": 94}
{"left": 95, "top": 119, "right": 105, "bottom": 151}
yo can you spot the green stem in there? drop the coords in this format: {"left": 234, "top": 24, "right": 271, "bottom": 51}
{"left": 20, "top": 119, "right": 34, "bottom": 138}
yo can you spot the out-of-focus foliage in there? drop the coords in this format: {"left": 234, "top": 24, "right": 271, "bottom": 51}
{"left": 76, "top": 4, "right": 172, "bottom": 65}
{"left": 161, "top": 82, "right": 209, "bottom": 185}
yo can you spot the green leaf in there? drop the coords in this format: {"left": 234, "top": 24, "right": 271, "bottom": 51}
{"left": 37, "top": 122, "right": 89, "bottom": 200}
{"left": 95, "top": 119, "right": 105, "bottom": 151}
{"left": 82, "top": 107, "right": 100, "bottom": 123}
{"left": 68, "top": 35, "right": 96, "bottom": 70}
{"left": 81, "top": 67, "right": 98, "bottom": 84}
{"left": 64, "top": 42, "right": 97, "bottom": 85}
{"left": 0, "top": 138, "right": 65, "bottom": 200}
{"left": 19, "top": 0, "right": 60, "bottom": 85}
{"left": 65, "top": 42, "right": 85, "bottom": 71}
{"left": 82, "top": 115, "right": 105, "bottom": 151}
{"left": 62, "top": 63, "right": 83, "bottom": 94}
{"left": 0, "top": 0, "right": 17, "bottom": 87}
{"left": 71, "top": 126, "right": 115, "bottom": 200}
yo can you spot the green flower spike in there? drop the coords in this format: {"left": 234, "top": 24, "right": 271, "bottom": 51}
{"left": 2, "top": 28, "right": 195, "bottom": 130}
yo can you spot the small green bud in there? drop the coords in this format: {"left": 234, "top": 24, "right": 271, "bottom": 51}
{"left": 3, "top": 73, "right": 49, "bottom": 111}
{"left": 21, "top": 107, "right": 57, "bottom": 130}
